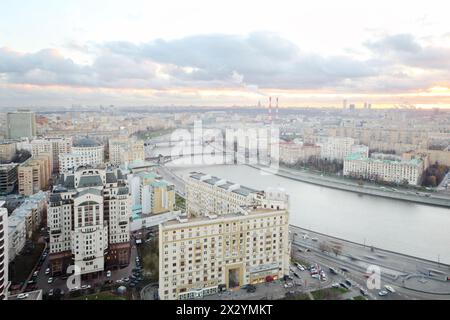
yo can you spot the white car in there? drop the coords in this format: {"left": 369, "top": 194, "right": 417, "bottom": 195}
{"left": 47, "top": 277, "right": 54, "bottom": 284}
{"left": 331, "top": 283, "right": 340, "bottom": 289}
{"left": 378, "top": 290, "right": 388, "bottom": 297}
{"left": 45, "top": 268, "right": 50, "bottom": 275}
{"left": 106, "top": 271, "right": 112, "bottom": 278}
{"left": 17, "top": 293, "right": 29, "bottom": 299}
{"left": 385, "top": 285, "right": 396, "bottom": 293}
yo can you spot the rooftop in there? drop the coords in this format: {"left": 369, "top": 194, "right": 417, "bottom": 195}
{"left": 73, "top": 137, "right": 102, "bottom": 148}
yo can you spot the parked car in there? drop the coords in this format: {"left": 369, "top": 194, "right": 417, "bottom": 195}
{"left": 332, "top": 283, "right": 340, "bottom": 289}
{"left": 378, "top": 290, "right": 388, "bottom": 297}
{"left": 47, "top": 277, "right": 54, "bottom": 284}
{"left": 246, "top": 285, "right": 256, "bottom": 293}
{"left": 17, "top": 294, "right": 29, "bottom": 299}
{"left": 106, "top": 270, "right": 112, "bottom": 278}
{"left": 360, "top": 288, "right": 368, "bottom": 296}
{"left": 45, "top": 268, "right": 51, "bottom": 275}
{"left": 385, "top": 285, "right": 396, "bottom": 293}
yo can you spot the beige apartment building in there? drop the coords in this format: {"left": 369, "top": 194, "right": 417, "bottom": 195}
{"left": 109, "top": 137, "right": 145, "bottom": 166}
{"left": 0, "top": 141, "right": 17, "bottom": 163}
{"left": 159, "top": 172, "right": 290, "bottom": 300}
{"left": 18, "top": 155, "right": 51, "bottom": 196}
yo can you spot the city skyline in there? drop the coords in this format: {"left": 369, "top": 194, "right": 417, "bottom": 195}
{"left": 1, "top": 0, "right": 450, "bottom": 108}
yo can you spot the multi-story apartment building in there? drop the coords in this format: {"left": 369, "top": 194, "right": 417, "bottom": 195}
{"left": 320, "top": 137, "right": 356, "bottom": 162}
{"left": 0, "top": 202, "right": 9, "bottom": 300}
{"left": 279, "top": 140, "right": 321, "bottom": 164}
{"left": 18, "top": 155, "right": 51, "bottom": 196}
{"left": 0, "top": 163, "right": 18, "bottom": 195}
{"left": 185, "top": 172, "right": 261, "bottom": 217}
{"left": 10, "top": 191, "right": 47, "bottom": 240}
{"left": 8, "top": 215, "right": 27, "bottom": 262}
{"left": 47, "top": 137, "right": 72, "bottom": 173}
{"left": 48, "top": 166, "right": 131, "bottom": 277}
{"left": 0, "top": 141, "right": 17, "bottom": 163}
{"left": 109, "top": 137, "right": 145, "bottom": 166}
{"left": 7, "top": 111, "right": 37, "bottom": 140}
{"left": 58, "top": 137, "right": 104, "bottom": 173}
{"left": 128, "top": 171, "right": 175, "bottom": 216}
{"left": 159, "top": 186, "right": 290, "bottom": 300}
{"left": 30, "top": 139, "right": 54, "bottom": 173}
{"left": 344, "top": 153, "right": 425, "bottom": 185}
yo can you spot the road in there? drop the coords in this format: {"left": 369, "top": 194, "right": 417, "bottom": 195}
{"left": 30, "top": 244, "right": 138, "bottom": 298}
{"left": 290, "top": 226, "right": 450, "bottom": 300}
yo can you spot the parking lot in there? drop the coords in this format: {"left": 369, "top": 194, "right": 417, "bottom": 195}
{"left": 23, "top": 243, "right": 141, "bottom": 299}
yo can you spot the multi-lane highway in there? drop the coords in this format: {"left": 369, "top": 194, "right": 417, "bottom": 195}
{"left": 290, "top": 226, "right": 450, "bottom": 300}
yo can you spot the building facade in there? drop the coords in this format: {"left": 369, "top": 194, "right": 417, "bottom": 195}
{"left": 18, "top": 155, "right": 51, "bottom": 196}
{"left": 0, "top": 202, "right": 9, "bottom": 300}
{"left": 344, "top": 153, "right": 425, "bottom": 185}
{"left": 320, "top": 137, "right": 356, "bottom": 162}
{"left": 0, "top": 141, "right": 17, "bottom": 163}
{"left": 159, "top": 172, "right": 290, "bottom": 300}
{"left": 186, "top": 172, "right": 262, "bottom": 217}
{"left": 58, "top": 138, "right": 104, "bottom": 173}
{"left": 280, "top": 141, "right": 321, "bottom": 164}
{"left": 159, "top": 187, "right": 290, "bottom": 300}
{"left": 7, "top": 111, "right": 37, "bottom": 139}
{"left": 0, "top": 163, "right": 18, "bottom": 195}
{"left": 49, "top": 167, "right": 131, "bottom": 277}
{"left": 109, "top": 137, "right": 145, "bottom": 166}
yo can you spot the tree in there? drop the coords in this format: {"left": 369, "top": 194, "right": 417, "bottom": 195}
{"left": 331, "top": 244, "right": 343, "bottom": 257}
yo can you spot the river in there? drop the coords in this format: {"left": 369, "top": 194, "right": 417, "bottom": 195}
{"left": 165, "top": 161, "right": 450, "bottom": 265}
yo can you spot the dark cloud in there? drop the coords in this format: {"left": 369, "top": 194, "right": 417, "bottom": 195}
{"left": 0, "top": 32, "right": 449, "bottom": 95}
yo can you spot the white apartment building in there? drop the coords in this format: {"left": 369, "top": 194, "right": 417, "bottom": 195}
{"left": 185, "top": 172, "right": 262, "bottom": 217}
{"left": 8, "top": 215, "right": 26, "bottom": 262}
{"left": 344, "top": 153, "right": 424, "bottom": 186}
{"left": 59, "top": 137, "right": 104, "bottom": 173}
{"left": 159, "top": 187, "right": 290, "bottom": 300}
{"left": 0, "top": 202, "right": 8, "bottom": 300}
{"left": 47, "top": 137, "right": 73, "bottom": 173}
{"left": 320, "top": 137, "right": 356, "bottom": 162}
{"left": 109, "top": 137, "right": 145, "bottom": 166}
{"left": 49, "top": 166, "right": 131, "bottom": 277}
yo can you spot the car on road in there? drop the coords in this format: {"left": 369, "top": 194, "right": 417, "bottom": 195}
{"left": 385, "top": 285, "right": 396, "bottom": 293}
{"left": 331, "top": 283, "right": 340, "bottom": 289}
{"left": 48, "top": 289, "right": 54, "bottom": 297}
{"left": 329, "top": 267, "right": 338, "bottom": 275}
{"left": 284, "top": 282, "right": 294, "bottom": 288}
{"left": 378, "top": 290, "right": 389, "bottom": 297}
{"left": 311, "top": 238, "right": 319, "bottom": 242}
{"left": 360, "top": 288, "right": 368, "bottom": 296}
{"left": 33, "top": 271, "right": 39, "bottom": 277}
{"left": 246, "top": 285, "right": 256, "bottom": 293}
{"left": 345, "top": 279, "right": 353, "bottom": 288}
{"left": 106, "top": 270, "right": 112, "bottom": 278}
{"left": 311, "top": 274, "right": 320, "bottom": 279}
{"left": 123, "top": 277, "right": 130, "bottom": 282}
{"left": 340, "top": 267, "right": 349, "bottom": 272}
{"left": 47, "top": 277, "right": 54, "bottom": 284}
{"left": 340, "top": 283, "right": 350, "bottom": 290}
{"left": 45, "top": 268, "right": 50, "bottom": 275}
{"left": 284, "top": 275, "right": 294, "bottom": 281}
{"left": 293, "top": 272, "right": 300, "bottom": 278}
{"left": 17, "top": 294, "right": 29, "bottom": 299}
{"left": 69, "top": 287, "right": 79, "bottom": 292}
{"left": 81, "top": 285, "right": 91, "bottom": 290}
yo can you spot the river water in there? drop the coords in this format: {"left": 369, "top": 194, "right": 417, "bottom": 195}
{"left": 167, "top": 162, "right": 450, "bottom": 265}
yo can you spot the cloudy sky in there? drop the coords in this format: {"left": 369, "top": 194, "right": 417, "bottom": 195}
{"left": 1, "top": 0, "right": 450, "bottom": 108}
